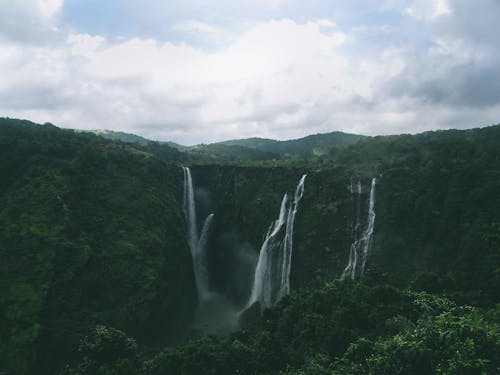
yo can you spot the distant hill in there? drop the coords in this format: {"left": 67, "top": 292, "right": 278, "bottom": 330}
{"left": 82, "top": 129, "right": 186, "bottom": 150}
{"left": 83, "top": 129, "right": 153, "bottom": 146}
{"left": 218, "top": 131, "right": 365, "bottom": 156}
{"left": 76, "top": 129, "right": 363, "bottom": 158}
{"left": 186, "top": 143, "right": 280, "bottom": 162}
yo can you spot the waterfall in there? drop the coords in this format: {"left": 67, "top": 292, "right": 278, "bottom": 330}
{"left": 247, "top": 194, "right": 289, "bottom": 309}
{"left": 360, "top": 178, "right": 376, "bottom": 276}
{"left": 182, "top": 166, "right": 198, "bottom": 253}
{"left": 246, "top": 174, "right": 307, "bottom": 310}
{"left": 278, "top": 174, "right": 306, "bottom": 300}
{"left": 196, "top": 213, "right": 214, "bottom": 298}
{"left": 341, "top": 179, "right": 362, "bottom": 280}
{"left": 341, "top": 177, "right": 376, "bottom": 280}
{"left": 182, "top": 166, "right": 214, "bottom": 300}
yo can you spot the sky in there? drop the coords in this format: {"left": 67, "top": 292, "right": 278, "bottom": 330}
{"left": 0, "top": 0, "right": 499, "bottom": 144}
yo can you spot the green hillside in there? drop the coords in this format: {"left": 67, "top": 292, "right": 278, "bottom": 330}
{"left": 1, "top": 118, "right": 499, "bottom": 374}
{"left": 0, "top": 118, "right": 196, "bottom": 374}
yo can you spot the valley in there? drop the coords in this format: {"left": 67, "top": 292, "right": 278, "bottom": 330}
{"left": 0, "top": 118, "right": 499, "bottom": 374}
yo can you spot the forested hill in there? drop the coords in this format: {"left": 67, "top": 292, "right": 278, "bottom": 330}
{"left": 0, "top": 118, "right": 197, "bottom": 373}
{"left": 84, "top": 129, "right": 185, "bottom": 150}
{"left": 217, "top": 131, "right": 364, "bottom": 156}
{"left": 86, "top": 127, "right": 364, "bottom": 159}
{"left": 1, "top": 117, "right": 499, "bottom": 374}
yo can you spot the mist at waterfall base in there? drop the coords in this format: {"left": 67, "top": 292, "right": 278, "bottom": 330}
{"left": 182, "top": 167, "right": 258, "bottom": 334}
{"left": 193, "top": 186, "right": 258, "bottom": 306}
{"left": 192, "top": 229, "right": 258, "bottom": 335}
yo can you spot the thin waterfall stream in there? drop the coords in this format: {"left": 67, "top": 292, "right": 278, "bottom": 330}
{"left": 182, "top": 166, "right": 214, "bottom": 300}
{"left": 341, "top": 177, "right": 376, "bottom": 280}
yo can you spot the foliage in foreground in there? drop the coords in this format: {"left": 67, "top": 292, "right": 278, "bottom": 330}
{"left": 65, "top": 282, "right": 500, "bottom": 374}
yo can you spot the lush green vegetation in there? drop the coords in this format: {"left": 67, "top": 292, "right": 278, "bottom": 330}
{"left": 1, "top": 118, "right": 499, "bottom": 374}
{"left": 0, "top": 118, "right": 196, "bottom": 374}
{"left": 62, "top": 281, "right": 500, "bottom": 374}
{"left": 331, "top": 127, "right": 500, "bottom": 306}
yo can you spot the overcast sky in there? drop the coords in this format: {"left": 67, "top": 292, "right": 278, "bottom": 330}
{"left": 1, "top": 0, "right": 499, "bottom": 144}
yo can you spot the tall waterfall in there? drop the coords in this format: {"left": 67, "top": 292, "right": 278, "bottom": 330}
{"left": 182, "top": 166, "right": 214, "bottom": 300}
{"left": 341, "top": 177, "right": 376, "bottom": 280}
{"left": 360, "top": 178, "right": 376, "bottom": 276}
{"left": 246, "top": 174, "right": 307, "bottom": 310}
{"left": 182, "top": 166, "right": 198, "bottom": 253}
{"left": 341, "top": 179, "right": 362, "bottom": 280}
{"left": 279, "top": 174, "right": 306, "bottom": 300}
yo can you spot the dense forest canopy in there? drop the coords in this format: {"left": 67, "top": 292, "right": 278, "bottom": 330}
{"left": 0, "top": 117, "right": 499, "bottom": 374}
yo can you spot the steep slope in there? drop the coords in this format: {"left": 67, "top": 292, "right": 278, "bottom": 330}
{"left": 0, "top": 119, "right": 196, "bottom": 374}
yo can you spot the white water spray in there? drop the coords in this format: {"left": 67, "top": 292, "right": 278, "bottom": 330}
{"left": 246, "top": 175, "right": 307, "bottom": 310}
{"left": 341, "top": 177, "right": 376, "bottom": 280}
{"left": 182, "top": 166, "right": 214, "bottom": 300}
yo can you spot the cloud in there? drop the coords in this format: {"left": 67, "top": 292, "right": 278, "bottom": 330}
{"left": 1, "top": 19, "right": 353, "bottom": 143}
{"left": 1, "top": 1, "right": 500, "bottom": 144}
{"left": 405, "top": 0, "right": 452, "bottom": 20}
{"left": 382, "top": 0, "right": 500, "bottom": 108}
{"left": 0, "top": 0, "right": 63, "bottom": 44}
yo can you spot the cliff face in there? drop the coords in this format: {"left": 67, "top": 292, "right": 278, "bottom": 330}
{"left": 189, "top": 165, "right": 371, "bottom": 300}
{"left": 189, "top": 125, "right": 500, "bottom": 306}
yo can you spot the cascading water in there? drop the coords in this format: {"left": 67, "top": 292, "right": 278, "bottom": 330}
{"left": 246, "top": 174, "right": 307, "bottom": 310}
{"left": 182, "top": 166, "right": 198, "bottom": 252}
{"left": 247, "top": 194, "right": 289, "bottom": 309}
{"left": 182, "top": 166, "right": 214, "bottom": 300}
{"left": 341, "top": 179, "right": 362, "bottom": 280}
{"left": 341, "top": 177, "right": 376, "bottom": 280}
{"left": 360, "top": 178, "right": 376, "bottom": 276}
{"left": 278, "top": 174, "right": 306, "bottom": 300}
{"left": 196, "top": 213, "right": 214, "bottom": 298}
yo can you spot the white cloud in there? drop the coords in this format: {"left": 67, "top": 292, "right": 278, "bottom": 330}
{"left": 1, "top": 1, "right": 500, "bottom": 144}
{"left": 37, "top": 0, "right": 63, "bottom": 19}
{"left": 173, "top": 20, "right": 224, "bottom": 36}
{"left": 316, "top": 19, "right": 337, "bottom": 28}
{"left": 0, "top": 19, "right": 356, "bottom": 143}
{"left": 405, "top": 0, "right": 452, "bottom": 20}
{"left": 0, "top": 0, "right": 64, "bottom": 43}
{"left": 67, "top": 33, "right": 105, "bottom": 58}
